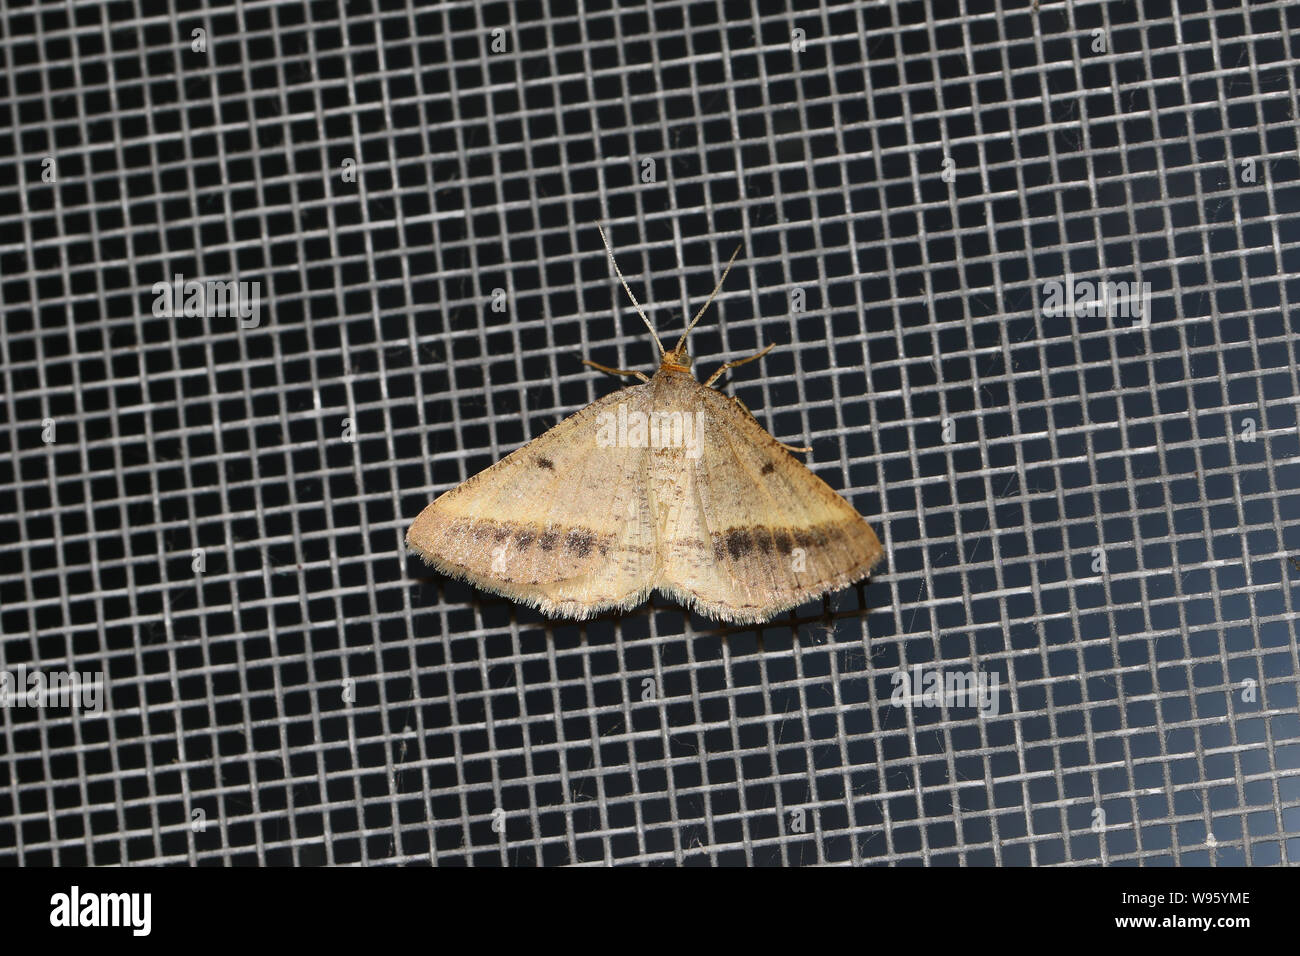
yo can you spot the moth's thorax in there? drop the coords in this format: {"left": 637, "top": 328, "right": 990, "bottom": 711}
{"left": 658, "top": 347, "right": 695, "bottom": 376}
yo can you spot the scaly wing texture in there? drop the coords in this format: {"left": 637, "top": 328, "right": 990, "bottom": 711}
{"left": 406, "top": 386, "right": 657, "bottom": 618}
{"left": 656, "top": 380, "right": 883, "bottom": 623}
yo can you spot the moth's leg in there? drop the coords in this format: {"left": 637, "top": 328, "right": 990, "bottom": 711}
{"left": 581, "top": 358, "right": 651, "bottom": 383}
{"left": 729, "top": 392, "right": 811, "bottom": 455}
{"left": 702, "top": 342, "right": 775, "bottom": 387}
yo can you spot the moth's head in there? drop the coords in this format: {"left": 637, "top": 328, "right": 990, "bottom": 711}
{"left": 658, "top": 241, "right": 742, "bottom": 374}
{"left": 659, "top": 346, "right": 693, "bottom": 374}
{"left": 594, "top": 223, "right": 741, "bottom": 379}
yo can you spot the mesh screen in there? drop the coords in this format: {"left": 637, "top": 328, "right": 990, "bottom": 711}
{"left": 2, "top": 0, "right": 1299, "bottom": 866}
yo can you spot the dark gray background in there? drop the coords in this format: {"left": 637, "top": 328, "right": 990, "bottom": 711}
{"left": 1, "top": 0, "right": 1298, "bottom": 865}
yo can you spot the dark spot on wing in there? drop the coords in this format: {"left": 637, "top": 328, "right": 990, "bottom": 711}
{"left": 536, "top": 456, "right": 555, "bottom": 470}
{"left": 750, "top": 525, "right": 776, "bottom": 554}
{"left": 710, "top": 522, "right": 857, "bottom": 562}
{"left": 565, "top": 529, "right": 594, "bottom": 558}
{"left": 440, "top": 518, "right": 618, "bottom": 567}
{"left": 793, "top": 527, "right": 828, "bottom": 549}
{"left": 725, "top": 528, "right": 753, "bottom": 560}
{"left": 760, "top": 461, "right": 776, "bottom": 475}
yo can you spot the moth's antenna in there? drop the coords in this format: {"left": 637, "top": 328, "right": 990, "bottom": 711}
{"left": 596, "top": 223, "right": 664, "bottom": 357}
{"left": 674, "top": 241, "right": 743, "bottom": 354}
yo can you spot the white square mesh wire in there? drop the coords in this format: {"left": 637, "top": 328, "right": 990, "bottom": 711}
{"left": 1, "top": 0, "right": 1298, "bottom": 865}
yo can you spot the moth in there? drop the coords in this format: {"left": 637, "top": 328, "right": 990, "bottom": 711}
{"left": 407, "top": 227, "right": 884, "bottom": 624}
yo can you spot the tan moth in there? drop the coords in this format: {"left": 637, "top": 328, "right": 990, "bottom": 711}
{"left": 406, "top": 227, "right": 884, "bottom": 624}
